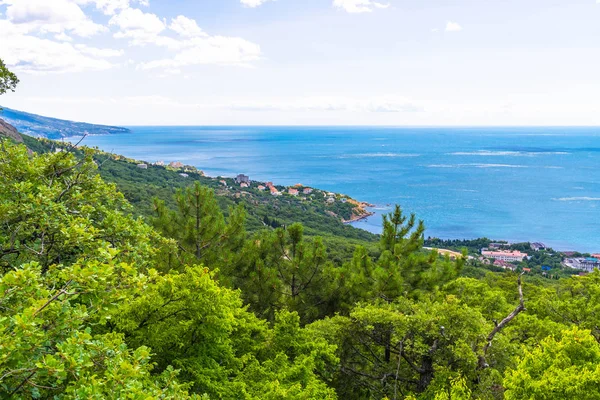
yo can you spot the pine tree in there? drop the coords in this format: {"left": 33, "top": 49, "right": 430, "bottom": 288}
{"left": 152, "top": 181, "right": 246, "bottom": 270}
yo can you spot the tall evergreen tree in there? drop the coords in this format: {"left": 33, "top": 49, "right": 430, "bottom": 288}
{"left": 152, "top": 181, "right": 246, "bottom": 270}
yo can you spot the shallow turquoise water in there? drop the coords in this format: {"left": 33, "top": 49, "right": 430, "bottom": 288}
{"left": 70, "top": 126, "right": 600, "bottom": 252}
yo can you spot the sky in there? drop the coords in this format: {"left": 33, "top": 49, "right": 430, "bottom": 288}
{"left": 1, "top": 0, "right": 600, "bottom": 126}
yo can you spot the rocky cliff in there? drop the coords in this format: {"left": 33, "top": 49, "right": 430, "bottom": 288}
{"left": 0, "top": 118, "right": 23, "bottom": 143}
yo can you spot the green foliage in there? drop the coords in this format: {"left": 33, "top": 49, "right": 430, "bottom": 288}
{"left": 0, "top": 255, "right": 197, "bottom": 399}
{"left": 504, "top": 327, "right": 600, "bottom": 399}
{"left": 152, "top": 181, "right": 246, "bottom": 269}
{"left": 0, "top": 59, "right": 19, "bottom": 99}
{"left": 233, "top": 223, "right": 337, "bottom": 323}
{"left": 340, "top": 206, "right": 464, "bottom": 307}
{"left": 535, "top": 271, "right": 600, "bottom": 341}
{"left": 381, "top": 205, "right": 425, "bottom": 256}
{"left": 0, "top": 141, "right": 336, "bottom": 399}
{"left": 312, "top": 296, "right": 487, "bottom": 399}
{"left": 433, "top": 377, "right": 472, "bottom": 400}
{"left": 0, "top": 142, "right": 157, "bottom": 273}
{"left": 235, "top": 310, "right": 338, "bottom": 399}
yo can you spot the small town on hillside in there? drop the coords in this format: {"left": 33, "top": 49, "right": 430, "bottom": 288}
{"left": 62, "top": 142, "right": 374, "bottom": 225}
{"left": 225, "top": 174, "right": 374, "bottom": 223}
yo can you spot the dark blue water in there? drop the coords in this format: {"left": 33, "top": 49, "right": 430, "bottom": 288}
{"left": 70, "top": 126, "right": 600, "bottom": 252}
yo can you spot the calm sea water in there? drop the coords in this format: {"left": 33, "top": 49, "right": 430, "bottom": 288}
{"left": 69, "top": 126, "right": 600, "bottom": 252}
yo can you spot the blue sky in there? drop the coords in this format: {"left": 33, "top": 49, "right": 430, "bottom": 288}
{"left": 1, "top": 0, "right": 600, "bottom": 125}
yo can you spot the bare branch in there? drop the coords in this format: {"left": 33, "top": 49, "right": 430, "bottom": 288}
{"left": 478, "top": 273, "right": 525, "bottom": 369}
{"left": 9, "top": 370, "right": 37, "bottom": 396}
{"left": 393, "top": 346, "right": 403, "bottom": 400}
{"left": 33, "top": 280, "right": 73, "bottom": 317}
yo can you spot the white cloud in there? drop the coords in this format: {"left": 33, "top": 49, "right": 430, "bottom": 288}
{"left": 0, "top": 1, "right": 260, "bottom": 74}
{"left": 445, "top": 21, "right": 462, "bottom": 32}
{"left": 54, "top": 32, "right": 73, "bottom": 41}
{"left": 333, "top": 0, "right": 390, "bottom": 13}
{"left": 105, "top": 8, "right": 262, "bottom": 68}
{"left": 75, "top": 43, "right": 124, "bottom": 57}
{"left": 1, "top": 0, "right": 106, "bottom": 37}
{"left": 240, "top": 0, "right": 276, "bottom": 8}
{"left": 107, "top": 11, "right": 261, "bottom": 68}
{"left": 0, "top": 20, "right": 116, "bottom": 74}
{"left": 169, "top": 15, "right": 206, "bottom": 38}
{"left": 373, "top": 2, "right": 390, "bottom": 9}
{"left": 109, "top": 7, "right": 166, "bottom": 43}
{"left": 75, "top": 0, "right": 149, "bottom": 15}
{"left": 139, "top": 36, "right": 261, "bottom": 69}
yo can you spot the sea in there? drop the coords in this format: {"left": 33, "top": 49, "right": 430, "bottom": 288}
{"left": 68, "top": 126, "right": 600, "bottom": 252}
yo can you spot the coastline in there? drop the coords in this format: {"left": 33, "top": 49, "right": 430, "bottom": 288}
{"left": 342, "top": 211, "right": 375, "bottom": 224}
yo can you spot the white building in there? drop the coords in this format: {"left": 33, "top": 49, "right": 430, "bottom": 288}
{"left": 481, "top": 250, "right": 527, "bottom": 262}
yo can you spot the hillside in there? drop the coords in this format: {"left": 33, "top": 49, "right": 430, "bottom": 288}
{"left": 0, "top": 118, "right": 22, "bottom": 142}
{"left": 0, "top": 107, "right": 130, "bottom": 139}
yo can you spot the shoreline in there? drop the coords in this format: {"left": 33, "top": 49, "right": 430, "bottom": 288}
{"left": 342, "top": 211, "right": 376, "bottom": 224}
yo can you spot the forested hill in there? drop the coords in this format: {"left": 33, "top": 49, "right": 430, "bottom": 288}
{"left": 0, "top": 107, "right": 130, "bottom": 139}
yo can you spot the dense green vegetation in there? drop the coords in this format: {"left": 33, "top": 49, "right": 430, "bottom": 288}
{"left": 2, "top": 65, "right": 600, "bottom": 399}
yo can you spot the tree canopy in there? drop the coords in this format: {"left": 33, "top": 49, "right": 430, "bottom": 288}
{"left": 0, "top": 59, "right": 18, "bottom": 98}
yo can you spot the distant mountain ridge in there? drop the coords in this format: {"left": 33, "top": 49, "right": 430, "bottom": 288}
{"left": 0, "top": 107, "right": 130, "bottom": 139}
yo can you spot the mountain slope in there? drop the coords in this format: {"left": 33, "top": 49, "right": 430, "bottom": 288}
{"left": 0, "top": 118, "right": 23, "bottom": 142}
{"left": 0, "top": 107, "right": 130, "bottom": 139}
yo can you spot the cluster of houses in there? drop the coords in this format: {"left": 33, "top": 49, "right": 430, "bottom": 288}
{"left": 564, "top": 254, "right": 600, "bottom": 272}
{"left": 233, "top": 175, "right": 318, "bottom": 198}
{"left": 168, "top": 170, "right": 348, "bottom": 205}
{"left": 252, "top": 179, "right": 282, "bottom": 196}
{"left": 323, "top": 192, "right": 348, "bottom": 204}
